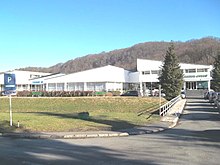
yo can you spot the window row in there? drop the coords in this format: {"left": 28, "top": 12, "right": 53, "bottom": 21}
{"left": 142, "top": 68, "right": 209, "bottom": 75}
{"left": 47, "top": 82, "right": 123, "bottom": 92}
{"left": 142, "top": 70, "right": 161, "bottom": 75}
{"left": 185, "top": 68, "right": 208, "bottom": 73}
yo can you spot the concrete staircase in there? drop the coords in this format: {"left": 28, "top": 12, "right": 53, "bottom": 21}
{"left": 185, "top": 90, "right": 205, "bottom": 98}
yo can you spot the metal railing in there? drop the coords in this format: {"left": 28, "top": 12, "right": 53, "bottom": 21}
{"left": 159, "top": 95, "right": 181, "bottom": 116}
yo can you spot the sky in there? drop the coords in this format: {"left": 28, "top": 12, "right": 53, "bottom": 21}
{"left": 0, "top": 0, "right": 220, "bottom": 71}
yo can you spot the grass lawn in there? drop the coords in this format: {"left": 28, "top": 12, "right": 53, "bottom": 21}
{"left": 0, "top": 97, "right": 165, "bottom": 132}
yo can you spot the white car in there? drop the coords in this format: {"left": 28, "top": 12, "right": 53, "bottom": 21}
{"left": 181, "top": 91, "right": 186, "bottom": 99}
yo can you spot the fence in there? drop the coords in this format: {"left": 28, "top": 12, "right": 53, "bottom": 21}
{"left": 159, "top": 95, "right": 181, "bottom": 116}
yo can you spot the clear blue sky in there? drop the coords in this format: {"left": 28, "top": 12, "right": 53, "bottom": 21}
{"left": 0, "top": 0, "right": 219, "bottom": 71}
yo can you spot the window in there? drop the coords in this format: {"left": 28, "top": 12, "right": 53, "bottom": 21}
{"left": 184, "top": 75, "right": 196, "bottom": 78}
{"left": 95, "top": 83, "right": 105, "bottom": 91}
{"left": 75, "top": 83, "right": 84, "bottom": 91}
{"left": 87, "top": 83, "right": 95, "bottom": 91}
{"left": 30, "top": 74, "right": 40, "bottom": 79}
{"left": 23, "top": 85, "right": 28, "bottom": 90}
{"left": 142, "top": 71, "right": 150, "bottom": 75}
{"left": 151, "top": 70, "right": 159, "bottom": 74}
{"left": 67, "top": 83, "right": 75, "bottom": 91}
{"left": 197, "top": 68, "right": 208, "bottom": 72}
{"left": 57, "top": 83, "right": 64, "bottom": 91}
{"left": 185, "top": 69, "right": 196, "bottom": 73}
{"left": 48, "top": 83, "right": 56, "bottom": 91}
{"left": 17, "top": 85, "right": 21, "bottom": 90}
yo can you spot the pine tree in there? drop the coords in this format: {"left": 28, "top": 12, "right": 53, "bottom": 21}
{"left": 158, "top": 43, "right": 183, "bottom": 100}
{"left": 211, "top": 52, "right": 220, "bottom": 91}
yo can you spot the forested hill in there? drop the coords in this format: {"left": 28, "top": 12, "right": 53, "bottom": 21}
{"left": 20, "top": 37, "right": 220, "bottom": 74}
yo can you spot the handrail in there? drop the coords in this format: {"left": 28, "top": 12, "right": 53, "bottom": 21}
{"left": 159, "top": 95, "right": 181, "bottom": 116}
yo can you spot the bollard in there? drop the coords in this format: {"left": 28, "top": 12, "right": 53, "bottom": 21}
{"left": 17, "top": 120, "right": 20, "bottom": 128}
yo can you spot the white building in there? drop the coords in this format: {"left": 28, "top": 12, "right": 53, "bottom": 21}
{"left": 0, "top": 70, "right": 52, "bottom": 92}
{"left": 137, "top": 59, "right": 213, "bottom": 94}
{"left": 0, "top": 59, "right": 213, "bottom": 95}
{"left": 44, "top": 65, "right": 131, "bottom": 93}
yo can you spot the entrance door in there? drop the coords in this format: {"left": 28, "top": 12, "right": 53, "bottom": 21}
{"left": 186, "top": 82, "right": 197, "bottom": 90}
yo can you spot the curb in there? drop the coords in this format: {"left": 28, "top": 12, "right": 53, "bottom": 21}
{"left": 0, "top": 126, "right": 167, "bottom": 139}
{"left": 0, "top": 132, "right": 130, "bottom": 139}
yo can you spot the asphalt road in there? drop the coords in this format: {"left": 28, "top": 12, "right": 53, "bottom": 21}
{"left": 0, "top": 98, "right": 219, "bottom": 165}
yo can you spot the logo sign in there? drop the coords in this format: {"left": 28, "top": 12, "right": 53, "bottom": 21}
{"left": 4, "top": 73, "right": 16, "bottom": 94}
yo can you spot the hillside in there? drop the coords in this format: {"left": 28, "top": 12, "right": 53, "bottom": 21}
{"left": 20, "top": 37, "right": 220, "bottom": 73}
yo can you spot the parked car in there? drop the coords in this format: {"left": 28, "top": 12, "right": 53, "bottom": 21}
{"left": 209, "top": 92, "right": 216, "bottom": 103}
{"left": 120, "top": 90, "right": 140, "bottom": 97}
{"left": 213, "top": 92, "right": 220, "bottom": 106}
{"left": 204, "top": 90, "right": 214, "bottom": 100}
{"left": 218, "top": 93, "right": 220, "bottom": 102}
{"left": 217, "top": 94, "right": 220, "bottom": 109}
{"left": 181, "top": 91, "right": 186, "bottom": 99}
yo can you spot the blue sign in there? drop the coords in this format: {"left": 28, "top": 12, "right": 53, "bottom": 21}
{"left": 32, "top": 81, "right": 43, "bottom": 84}
{"left": 4, "top": 73, "right": 16, "bottom": 92}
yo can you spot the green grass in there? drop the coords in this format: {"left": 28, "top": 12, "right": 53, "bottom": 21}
{"left": 0, "top": 97, "right": 165, "bottom": 132}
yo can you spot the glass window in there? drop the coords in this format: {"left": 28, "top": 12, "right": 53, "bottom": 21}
{"left": 57, "top": 83, "right": 64, "bottom": 91}
{"left": 151, "top": 70, "right": 159, "bottom": 74}
{"left": 197, "top": 68, "right": 208, "bottom": 72}
{"left": 67, "top": 83, "right": 74, "bottom": 91}
{"left": 95, "top": 83, "right": 105, "bottom": 91}
{"left": 142, "top": 71, "right": 150, "bottom": 75}
{"left": 17, "top": 85, "right": 21, "bottom": 90}
{"left": 185, "top": 69, "right": 196, "bottom": 73}
{"left": 48, "top": 83, "right": 56, "bottom": 91}
{"left": 87, "top": 83, "right": 95, "bottom": 91}
{"left": 23, "top": 85, "right": 28, "bottom": 90}
{"left": 75, "top": 83, "right": 84, "bottom": 91}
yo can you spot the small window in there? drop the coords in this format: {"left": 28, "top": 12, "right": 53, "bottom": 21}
{"left": 185, "top": 69, "right": 196, "bottom": 73}
{"left": 197, "top": 68, "right": 208, "bottom": 72}
{"left": 142, "top": 71, "right": 150, "bottom": 75}
{"left": 151, "top": 70, "right": 159, "bottom": 74}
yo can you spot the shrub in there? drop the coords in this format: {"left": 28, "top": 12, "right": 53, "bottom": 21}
{"left": 17, "top": 91, "right": 32, "bottom": 97}
{"left": 110, "top": 91, "right": 121, "bottom": 96}
{"left": 105, "top": 92, "right": 113, "bottom": 96}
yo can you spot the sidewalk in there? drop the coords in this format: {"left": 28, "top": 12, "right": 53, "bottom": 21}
{"left": 0, "top": 99, "right": 186, "bottom": 139}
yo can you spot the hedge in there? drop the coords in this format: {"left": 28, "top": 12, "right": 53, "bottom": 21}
{"left": 15, "top": 90, "right": 121, "bottom": 97}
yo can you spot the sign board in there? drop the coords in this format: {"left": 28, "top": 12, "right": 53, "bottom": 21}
{"left": 3, "top": 73, "right": 16, "bottom": 126}
{"left": 4, "top": 73, "right": 16, "bottom": 95}
{"left": 32, "top": 81, "right": 43, "bottom": 84}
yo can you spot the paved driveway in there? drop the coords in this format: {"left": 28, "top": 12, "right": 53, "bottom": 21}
{"left": 0, "top": 98, "right": 219, "bottom": 165}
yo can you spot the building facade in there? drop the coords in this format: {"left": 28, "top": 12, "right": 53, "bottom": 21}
{"left": 137, "top": 59, "right": 213, "bottom": 95}
{"left": 0, "top": 59, "right": 213, "bottom": 95}
{"left": 44, "top": 65, "right": 131, "bottom": 93}
{"left": 0, "top": 70, "right": 51, "bottom": 92}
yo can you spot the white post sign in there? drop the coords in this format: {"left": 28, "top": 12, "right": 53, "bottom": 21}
{"left": 4, "top": 73, "right": 16, "bottom": 126}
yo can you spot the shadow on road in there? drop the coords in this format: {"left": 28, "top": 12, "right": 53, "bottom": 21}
{"left": 162, "top": 127, "right": 220, "bottom": 143}
{"left": 157, "top": 97, "right": 220, "bottom": 149}
{"left": 0, "top": 136, "right": 159, "bottom": 165}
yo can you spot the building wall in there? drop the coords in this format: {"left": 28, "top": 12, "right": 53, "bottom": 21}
{"left": 137, "top": 59, "right": 213, "bottom": 90}
{"left": 0, "top": 60, "right": 214, "bottom": 94}
{"left": 0, "top": 70, "right": 51, "bottom": 92}
{"left": 44, "top": 65, "right": 129, "bottom": 93}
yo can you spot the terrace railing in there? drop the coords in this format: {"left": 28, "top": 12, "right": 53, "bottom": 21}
{"left": 159, "top": 95, "right": 181, "bottom": 116}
